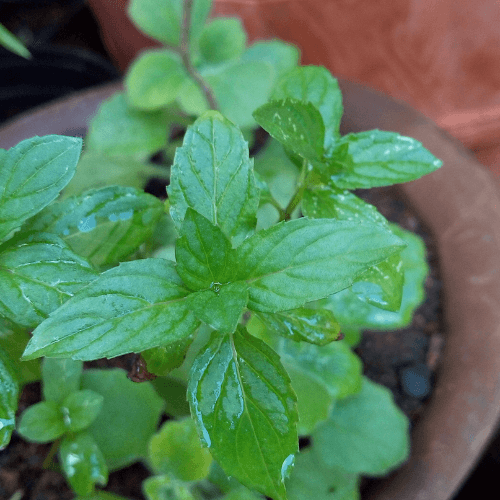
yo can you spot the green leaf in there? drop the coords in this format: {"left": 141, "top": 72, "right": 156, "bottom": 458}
{"left": 313, "top": 377, "right": 410, "bottom": 476}
{"left": 149, "top": 417, "right": 212, "bottom": 480}
{"left": 86, "top": 93, "right": 168, "bottom": 157}
{"left": 17, "top": 400, "right": 66, "bottom": 443}
{"left": 22, "top": 259, "right": 200, "bottom": 361}
{"left": 327, "top": 130, "right": 443, "bottom": 189}
{"left": 199, "top": 18, "right": 246, "bottom": 64}
{"left": 175, "top": 208, "right": 234, "bottom": 291}
{"left": 42, "top": 357, "right": 83, "bottom": 404}
{"left": 176, "top": 77, "right": 209, "bottom": 116}
{"left": 128, "top": 0, "right": 183, "bottom": 46}
{"left": 0, "top": 232, "right": 98, "bottom": 329}
{"left": 168, "top": 112, "right": 260, "bottom": 243}
{"left": 286, "top": 449, "right": 360, "bottom": 500}
{"left": 222, "top": 488, "right": 263, "bottom": 500}
{"left": 151, "top": 376, "right": 190, "bottom": 417}
{"left": 351, "top": 251, "right": 404, "bottom": 311}
{"left": 257, "top": 308, "right": 341, "bottom": 346}
{"left": 189, "top": 0, "right": 213, "bottom": 45}
{"left": 61, "top": 390, "right": 104, "bottom": 432}
{"left": 273, "top": 67, "right": 343, "bottom": 151}
{"left": 23, "top": 186, "right": 164, "bottom": 268}
{"left": 242, "top": 40, "right": 299, "bottom": 80}
{"left": 302, "top": 185, "right": 389, "bottom": 227}
{"left": 236, "top": 218, "right": 406, "bottom": 313}
{"left": 59, "top": 431, "right": 108, "bottom": 496}
{"left": 278, "top": 339, "right": 362, "bottom": 435}
{"left": 253, "top": 99, "right": 325, "bottom": 163}
{"left": 143, "top": 474, "right": 195, "bottom": 500}
{"left": 320, "top": 224, "right": 427, "bottom": 330}
{"left": 0, "top": 346, "right": 19, "bottom": 449}
{"left": 188, "top": 281, "right": 248, "bottom": 333}
{"left": 75, "top": 492, "right": 130, "bottom": 500}
{"left": 142, "top": 334, "right": 195, "bottom": 376}
{"left": 0, "top": 135, "right": 81, "bottom": 241}
{"left": 203, "top": 61, "right": 275, "bottom": 128}
{"left": 81, "top": 368, "right": 164, "bottom": 470}
{"left": 188, "top": 326, "right": 298, "bottom": 500}
{"left": 126, "top": 49, "right": 187, "bottom": 110}
{"left": 0, "top": 22, "right": 31, "bottom": 58}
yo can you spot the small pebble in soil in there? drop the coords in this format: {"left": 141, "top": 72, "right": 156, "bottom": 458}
{"left": 399, "top": 362, "right": 432, "bottom": 399}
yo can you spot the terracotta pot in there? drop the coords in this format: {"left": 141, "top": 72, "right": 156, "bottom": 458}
{"left": 87, "top": 0, "right": 500, "bottom": 179}
{"left": 1, "top": 80, "right": 499, "bottom": 500}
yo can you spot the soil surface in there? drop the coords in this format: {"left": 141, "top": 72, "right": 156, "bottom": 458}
{"left": 0, "top": 185, "right": 444, "bottom": 500}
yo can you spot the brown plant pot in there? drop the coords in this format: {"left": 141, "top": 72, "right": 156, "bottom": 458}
{"left": 1, "top": 80, "right": 500, "bottom": 500}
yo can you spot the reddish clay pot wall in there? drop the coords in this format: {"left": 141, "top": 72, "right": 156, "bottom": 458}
{"left": 1, "top": 81, "right": 500, "bottom": 500}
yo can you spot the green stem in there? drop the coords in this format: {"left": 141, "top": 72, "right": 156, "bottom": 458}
{"left": 42, "top": 437, "right": 62, "bottom": 470}
{"left": 280, "top": 159, "right": 309, "bottom": 221}
{"left": 180, "top": 0, "right": 218, "bottom": 110}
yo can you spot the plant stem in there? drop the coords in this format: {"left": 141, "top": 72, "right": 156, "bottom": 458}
{"left": 180, "top": 0, "right": 218, "bottom": 110}
{"left": 42, "top": 437, "right": 61, "bottom": 470}
{"left": 280, "top": 159, "right": 309, "bottom": 221}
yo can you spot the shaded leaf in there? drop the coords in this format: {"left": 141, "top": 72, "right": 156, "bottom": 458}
{"left": 22, "top": 259, "right": 199, "bottom": 361}
{"left": 59, "top": 431, "right": 108, "bottom": 496}
{"left": 143, "top": 474, "right": 195, "bottom": 500}
{"left": 0, "top": 135, "right": 81, "bottom": 241}
{"left": 236, "top": 218, "right": 406, "bottom": 312}
{"left": 0, "top": 346, "right": 19, "bottom": 449}
{"left": 148, "top": 418, "right": 212, "bottom": 480}
{"left": 327, "top": 130, "right": 442, "bottom": 189}
{"left": 142, "top": 334, "right": 195, "bottom": 376}
{"left": 199, "top": 18, "right": 246, "bottom": 64}
{"left": 17, "top": 400, "right": 66, "bottom": 443}
{"left": 273, "top": 67, "right": 343, "bottom": 151}
{"left": 81, "top": 368, "right": 164, "bottom": 470}
{"left": 126, "top": 49, "right": 187, "bottom": 110}
{"left": 86, "top": 93, "right": 168, "bottom": 157}
{"left": 188, "top": 327, "right": 298, "bottom": 500}
{"left": 0, "top": 232, "right": 98, "bottom": 329}
{"left": 313, "top": 377, "right": 410, "bottom": 476}
{"left": 168, "top": 112, "right": 259, "bottom": 244}
{"left": 23, "top": 186, "right": 164, "bottom": 268}
{"left": 42, "top": 357, "right": 83, "bottom": 404}
{"left": 257, "top": 308, "right": 341, "bottom": 346}
{"left": 242, "top": 40, "right": 299, "bottom": 80}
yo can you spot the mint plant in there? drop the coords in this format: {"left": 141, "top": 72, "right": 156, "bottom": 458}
{"left": 0, "top": 0, "right": 444, "bottom": 499}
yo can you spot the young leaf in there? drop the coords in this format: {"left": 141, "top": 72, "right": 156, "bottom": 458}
{"left": 22, "top": 186, "right": 164, "bottom": 268}
{"left": 0, "top": 22, "right": 31, "bottom": 59}
{"left": 17, "top": 400, "right": 66, "bottom": 443}
{"left": 148, "top": 418, "right": 212, "bottom": 480}
{"left": 327, "top": 130, "right": 442, "bottom": 189}
{"left": 312, "top": 377, "right": 410, "bottom": 476}
{"left": 175, "top": 208, "right": 235, "bottom": 291}
{"left": 42, "top": 357, "right": 83, "bottom": 405}
{"left": 22, "top": 259, "right": 200, "bottom": 361}
{"left": 286, "top": 449, "right": 360, "bottom": 500}
{"left": 242, "top": 40, "right": 299, "bottom": 80}
{"left": 81, "top": 368, "right": 164, "bottom": 470}
{"left": 86, "top": 93, "right": 168, "bottom": 157}
{"left": 143, "top": 474, "right": 196, "bottom": 500}
{"left": 203, "top": 61, "right": 275, "bottom": 128}
{"left": 199, "top": 18, "right": 246, "bottom": 64}
{"left": 0, "top": 232, "right": 98, "bottom": 329}
{"left": 126, "top": 49, "right": 188, "bottom": 110}
{"left": 0, "top": 135, "right": 81, "bottom": 241}
{"left": 0, "top": 346, "right": 19, "bottom": 449}
{"left": 236, "top": 218, "right": 406, "bottom": 312}
{"left": 128, "top": 0, "right": 183, "bottom": 46}
{"left": 59, "top": 431, "right": 108, "bottom": 496}
{"left": 253, "top": 99, "right": 325, "bottom": 163}
{"left": 302, "top": 185, "right": 389, "bottom": 227}
{"left": 187, "top": 281, "right": 248, "bottom": 333}
{"left": 278, "top": 339, "right": 362, "bottom": 435}
{"left": 188, "top": 327, "right": 298, "bottom": 500}
{"left": 142, "top": 334, "right": 195, "bottom": 376}
{"left": 319, "top": 225, "right": 428, "bottom": 330}
{"left": 60, "top": 390, "right": 104, "bottom": 432}
{"left": 257, "top": 308, "right": 341, "bottom": 346}
{"left": 176, "top": 77, "right": 209, "bottom": 115}
{"left": 168, "top": 112, "right": 259, "bottom": 243}
{"left": 272, "top": 67, "right": 343, "bottom": 151}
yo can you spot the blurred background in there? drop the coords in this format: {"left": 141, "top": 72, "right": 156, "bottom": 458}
{"left": 1, "top": 0, "right": 500, "bottom": 499}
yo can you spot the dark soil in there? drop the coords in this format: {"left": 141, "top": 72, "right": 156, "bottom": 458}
{"left": 0, "top": 185, "right": 444, "bottom": 500}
